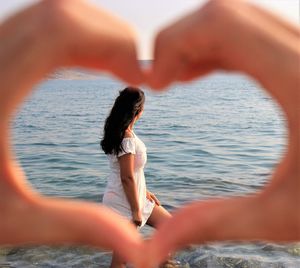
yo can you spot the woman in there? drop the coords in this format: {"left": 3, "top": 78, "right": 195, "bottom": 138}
{"left": 101, "top": 87, "right": 171, "bottom": 268}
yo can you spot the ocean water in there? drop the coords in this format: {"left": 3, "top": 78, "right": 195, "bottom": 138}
{"left": 1, "top": 71, "right": 300, "bottom": 267}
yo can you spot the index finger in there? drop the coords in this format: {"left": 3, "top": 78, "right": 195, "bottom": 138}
{"left": 152, "top": 194, "right": 161, "bottom": 206}
{"left": 147, "top": 30, "right": 183, "bottom": 89}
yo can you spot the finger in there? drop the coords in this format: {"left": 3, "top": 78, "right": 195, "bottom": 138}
{"left": 147, "top": 195, "right": 154, "bottom": 203}
{"left": 133, "top": 219, "right": 142, "bottom": 227}
{"left": 108, "top": 44, "right": 144, "bottom": 86}
{"left": 147, "top": 195, "right": 275, "bottom": 267}
{"left": 148, "top": 1, "right": 224, "bottom": 89}
{"left": 1, "top": 157, "right": 144, "bottom": 266}
{"left": 64, "top": 27, "right": 143, "bottom": 86}
{"left": 15, "top": 197, "right": 142, "bottom": 265}
{"left": 176, "top": 60, "right": 217, "bottom": 82}
{"left": 148, "top": 31, "right": 183, "bottom": 90}
{"left": 151, "top": 194, "right": 161, "bottom": 206}
{"left": 247, "top": 2, "right": 300, "bottom": 37}
{"left": 146, "top": 191, "right": 153, "bottom": 201}
{"left": 50, "top": 0, "right": 144, "bottom": 85}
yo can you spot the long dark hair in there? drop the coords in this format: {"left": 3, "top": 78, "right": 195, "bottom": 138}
{"left": 101, "top": 87, "right": 145, "bottom": 155}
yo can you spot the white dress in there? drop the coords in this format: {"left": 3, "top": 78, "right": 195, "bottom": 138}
{"left": 102, "top": 132, "right": 155, "bottom": 227}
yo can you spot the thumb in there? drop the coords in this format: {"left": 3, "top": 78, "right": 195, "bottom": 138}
{"left": 9, "top": 196, "right": 143, "bottom": 264}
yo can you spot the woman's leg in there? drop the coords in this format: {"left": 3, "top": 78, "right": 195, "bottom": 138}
{"left": 109, "top": 206, "right": 171, "bottom": 267}
{"left": 110, "top": 252, "right": 126, "bottom": 268}
{"left": 146, "top": 205, "right": 171, "bottom": 228}
{"left": 147, "top": 206, "right": 180, "bottom": 267}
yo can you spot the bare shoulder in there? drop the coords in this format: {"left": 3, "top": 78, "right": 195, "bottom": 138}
{"left": 124, "top": 130, "right": 134, "bottom": 138}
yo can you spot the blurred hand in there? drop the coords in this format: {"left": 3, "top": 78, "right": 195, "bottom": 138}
{"left": 0, "top": 0, "right": 143, "bottom": 118}
{"left": 1, "top": 0, "right": 299, "bottom": 268}
{"left": 53, "top": 0, "right": 143, "bottom": 85}
{"left": 143, "top": 0, "right": 300, "bottom": 267}
{"left": 147, "top": 0, "right": 299, "bottom": 101}
{"left": 0, "top": 0, "right": 144, "bottom": 266}
{"left": 146, "top": 191, "right": 161, "bottom": 206}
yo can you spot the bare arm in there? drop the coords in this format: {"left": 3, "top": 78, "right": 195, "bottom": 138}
{"left": 0, "top": 0, "right": 144, "bottom": 266}
{"left": 119, "top": 153, "right": 142, "bottom": 226}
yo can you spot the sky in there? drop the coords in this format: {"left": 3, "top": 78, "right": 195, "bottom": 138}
{"left": 0, "top": 0, "right": 299, "bottom": 59}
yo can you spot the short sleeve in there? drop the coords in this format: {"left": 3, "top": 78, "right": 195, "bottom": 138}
{"left": 117, "top": 138, "right": 136, "bottom": 157}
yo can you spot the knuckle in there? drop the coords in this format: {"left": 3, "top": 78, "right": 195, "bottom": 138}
{"left": 41, "top": 0, "right": 70, "bottom": 19}
{"left": 39, "top": 0, "right": 71, "bottom": 31}
{"left": 110, "top": 28, "right": 137, "bottom": 58}
{"left": 155, "top": 29, "right": 170, "bottom": 49}
{"left": 202, "top": 0, "right": 240, "bottom": 22}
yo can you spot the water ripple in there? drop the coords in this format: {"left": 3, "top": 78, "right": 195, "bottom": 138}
{"left": 9, "top": 73, "right": 294, "bottom": 267}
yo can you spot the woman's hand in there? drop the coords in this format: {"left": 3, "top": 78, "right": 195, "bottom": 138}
{"left": 147, "top": 191, "right": 161, "bottom": 206}
{"left": 132, "top": 210, "right": 143, "bottom": 227}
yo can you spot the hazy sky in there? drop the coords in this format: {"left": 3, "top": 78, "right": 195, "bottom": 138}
{"left": 1, "top": 0, "right": 299, "bottom": 59}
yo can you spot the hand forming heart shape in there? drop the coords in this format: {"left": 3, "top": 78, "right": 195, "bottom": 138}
{"left": 0, "top": 0, "right": 299, "bottom": 267}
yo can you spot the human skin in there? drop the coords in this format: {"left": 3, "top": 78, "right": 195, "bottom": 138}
{"left": 119, "top": 132, "right": 143, "bottom": 226}
{"left": 0, "top": 0, "right": 144, "bottom": 266}
{"left": 146, "top": 190, "right": 160, "bottom": 206}
{"left": 144, "top": 0, "right": 300, "bottom": 266}
{"left": 119, "top": 139, "right": 164, "bottom": 226}
{"left": 119, "top": 126, "right": 162, "bottom": 226}
{"left": 0, "top": 0, "right": 299, "bottom": 267}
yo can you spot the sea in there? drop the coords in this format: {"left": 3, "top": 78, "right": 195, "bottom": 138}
{"left": 1, "top": 67, "right": 299, "bottom": 268}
